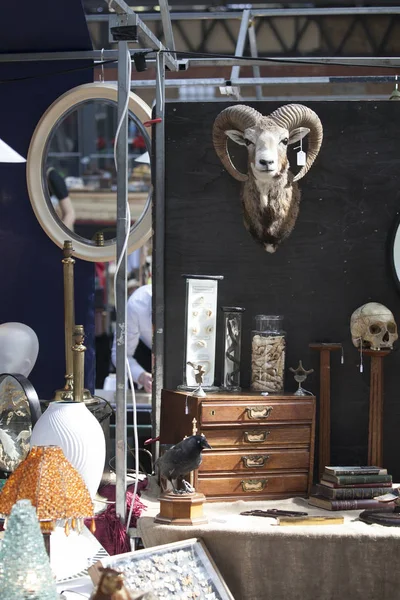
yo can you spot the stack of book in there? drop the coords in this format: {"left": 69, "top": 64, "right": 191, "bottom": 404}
{"left": 308, "top": 466, "right": 394, "bottom": 510}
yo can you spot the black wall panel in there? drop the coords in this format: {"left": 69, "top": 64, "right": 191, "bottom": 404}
{"left": 163, "top": 101, "right": 400, "bottom": 479}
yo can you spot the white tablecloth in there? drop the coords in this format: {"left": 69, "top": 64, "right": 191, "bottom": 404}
{"left": 137, "top": 478, "right": 400, "bottom": 600}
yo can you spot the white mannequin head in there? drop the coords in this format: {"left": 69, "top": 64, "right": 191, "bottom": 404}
{"left": 0, "top": 322, "right": 39, "bottom": 377}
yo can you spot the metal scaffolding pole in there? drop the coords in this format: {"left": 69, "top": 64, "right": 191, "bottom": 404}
{"left": 86, "top": 7, "right": 400, "bottom": 22}
{"left": 153, "top": 51, "right": 166, "bottom": 457}
{"left": 1, "top": 52, "right": 400, "bottom": 69}
{"left": 159, "top": 0, "right": 176, "bottom": 52}
{"left": 101, "top": 74, "right": 400, "bottom": 89}
{"left": 115, "top": 39, "right": 129, "bottom": 523}
{"left": 248, "top": 19, "right": 262, "bottom": 101}
{"left": 230, "top": 9, "right": 251, "bottom": 83}
{"left": 108, "top": 0, "right": 178, "bottom": 71}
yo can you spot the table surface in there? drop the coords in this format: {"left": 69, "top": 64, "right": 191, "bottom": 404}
{"left": 137, "top": 478, "right": 400, "bottom": 600}
{"left": 138, "top": 481, "right": 400, "bottom": 541}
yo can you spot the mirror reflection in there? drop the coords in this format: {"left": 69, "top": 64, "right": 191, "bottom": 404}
{"left": 44, "top": 100, "right": 151, "bottom": 243}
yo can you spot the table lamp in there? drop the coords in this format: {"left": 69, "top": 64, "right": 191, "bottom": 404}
{"left": 0, "top": 445, "right": 94, "bottom": 556}
{"left": 0, "top": 137, "right": 26, "bottom": 163}
{"left": 0, "top": 499, "right": 59, "bottom": 600}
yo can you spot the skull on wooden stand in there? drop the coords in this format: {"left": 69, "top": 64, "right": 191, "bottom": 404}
{"left": 350, "top": 302, "right": 398, "bottom": 351}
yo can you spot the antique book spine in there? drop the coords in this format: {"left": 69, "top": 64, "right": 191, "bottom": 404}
{"left": 309, "top": 495, "right": 394, "bottom": 511}
{"left": 320, "top": 479, "right": 392, "bottom": 489}
{"left": 322, "top": 474, "right": 392, "bottom": 485}
{"left": 315, "top": 484, "right": 392, "bottom": 500}
{"left": 324, "top": 466, "right": 387, "bottom": 476}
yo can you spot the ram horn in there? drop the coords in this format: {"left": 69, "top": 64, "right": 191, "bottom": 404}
{"left": 268, "top": 104, "right": 323, "bottom": 182}
{"left": 212, "top": 105, "right": 262, "bottom": 181}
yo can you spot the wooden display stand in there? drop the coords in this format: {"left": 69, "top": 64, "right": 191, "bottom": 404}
{"left": 154, "top": 492, "right": 208, "bottom": 526}
{"left": 364, "top": 349, "right": 390, "bottom": 467}
{"left": 309, "top": 343, "right": 342, "bottom": 477}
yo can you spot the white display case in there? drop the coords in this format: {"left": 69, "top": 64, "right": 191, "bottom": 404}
{"left": 178, "top": 274, "right": 223, "bottom": 392}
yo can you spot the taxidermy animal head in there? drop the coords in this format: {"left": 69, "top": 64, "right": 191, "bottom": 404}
{"left": 213, "top": 103, "right": 323, "bottom": 252}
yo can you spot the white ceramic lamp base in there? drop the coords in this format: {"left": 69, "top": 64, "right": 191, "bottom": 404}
{"left": 30, "top": 401, "right": 106, "bottom": 499}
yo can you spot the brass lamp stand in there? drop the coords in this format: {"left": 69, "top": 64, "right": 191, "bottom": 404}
{"left": 54, "top": 241, "right": 96, "bottom": 404}
{"left": 72, "top": 325, "right": 87, "bottom": 403}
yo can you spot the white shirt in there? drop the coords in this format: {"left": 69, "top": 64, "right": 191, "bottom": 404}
{"left": 111, "top": 284, "right": 152, "bottom": 385}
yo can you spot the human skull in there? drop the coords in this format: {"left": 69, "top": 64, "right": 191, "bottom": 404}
{"left": 350, "top": 302, "right": 398, "bottom": 350}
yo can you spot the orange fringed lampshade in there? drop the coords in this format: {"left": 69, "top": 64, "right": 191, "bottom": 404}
{"left": 0, "top": 445, "right": 95, "bottom": 535}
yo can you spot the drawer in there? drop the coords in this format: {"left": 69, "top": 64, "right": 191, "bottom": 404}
{"left": 199, "top": 448, "right": 310, "bottom": 473}
{"left": 196, "top": 473, "right": 308, "bottom": 497}
{"left": 204, "top": 425, "right": 311, "bottom": 448}
{"left": 201, "top": 401, "right": 313, "bottom": 425}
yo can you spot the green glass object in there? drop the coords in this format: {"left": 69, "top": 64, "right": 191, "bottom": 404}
{"left": 0, "top": 499, "right": 58, "bottom": 600}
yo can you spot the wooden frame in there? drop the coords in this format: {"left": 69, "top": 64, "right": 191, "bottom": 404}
{"left": 88, "top": 538, "right": 235, "bottom": 600}
{"left": 26, "top": 82, "right": 152, "bottom": 262}
{"left": 389, "top": 211, "right": 400, "bottom": 292}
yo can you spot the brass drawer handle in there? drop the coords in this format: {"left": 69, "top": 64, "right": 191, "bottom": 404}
{"left": 241, "top": 455, "right": 270, "bottom": 468}
{"left": 246, "top": 406, "right": 273, "bottom": 419}
{"left": 241, "top": 479, "right": 267, "bottom": 492}
{"left": 244, "top": 430, "right": 270, "bottom": 443}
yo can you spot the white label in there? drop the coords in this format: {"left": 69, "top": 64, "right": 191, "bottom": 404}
{"left": 297, "top": 150, "right": 306, "bottom": 166}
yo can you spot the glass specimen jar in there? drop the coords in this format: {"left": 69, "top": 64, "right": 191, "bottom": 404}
{"left": 251, "top": 315, "right": 286, "bottom": 393}
{"left": 220, "top": 307, "right": 245, "bottom": 392}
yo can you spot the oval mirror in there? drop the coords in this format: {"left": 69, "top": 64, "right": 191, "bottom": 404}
{"left": 27, "top": 83, "right": 152, "bottom": 262}
{"left": 391, "top": 214, "right": 400, "bottom": 289}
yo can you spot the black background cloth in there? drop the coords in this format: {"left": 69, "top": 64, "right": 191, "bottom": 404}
{"left": 162, "top": 100, "right": 400, "bottom": 480}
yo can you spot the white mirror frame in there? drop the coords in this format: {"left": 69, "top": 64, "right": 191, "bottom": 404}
{"left": 391, "top": 215, "right": 400, "bottom": 290}
{"left": 26, "top": 82, "right": 152, "bottom": 262}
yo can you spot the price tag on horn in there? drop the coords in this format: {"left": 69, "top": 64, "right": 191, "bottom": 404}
{"left": 297, "top": 150, "right": 306, "bottom": 166}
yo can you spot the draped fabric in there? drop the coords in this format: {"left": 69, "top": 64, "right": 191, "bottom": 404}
{"left": 0, "top": 0, "right": 95, "bottom": 398}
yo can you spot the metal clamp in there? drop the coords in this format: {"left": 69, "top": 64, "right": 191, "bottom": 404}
{"left": 241, "top": 455, "right": 270, "bottom": 468}
{"left": 241, "top": 479, "right": 268, "bottom": 492}
{"left": 243, "top": 430, "right": 270, "bottom": 443}
{"left": 246, "top": 406, "right": 273, "bottom": 419}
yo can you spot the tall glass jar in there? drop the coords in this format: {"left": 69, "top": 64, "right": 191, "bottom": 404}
{"left": 220, "top": 307, "right": 245, "bottom": 392}
{"left": 251, "top": 315, "right": 286, "bottom": 393}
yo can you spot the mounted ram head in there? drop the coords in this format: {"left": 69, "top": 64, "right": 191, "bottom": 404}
{"left": 213, "top": 103, "right": 323, "bottom": 252}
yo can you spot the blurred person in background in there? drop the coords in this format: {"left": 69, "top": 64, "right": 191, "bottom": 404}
{"left": 111, "top": 283, "right": 152, "bottom": 393}
{"left": 46, "top": 166, "right": 76, "bottom": 230}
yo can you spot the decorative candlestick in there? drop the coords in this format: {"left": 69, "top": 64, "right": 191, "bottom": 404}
{"left": 189, "top": 418, "right": 198, "bottom": 488}
{"left": 289, "top": 361, "right": 314, "bottom": 396}
{"left": 364, "top": 349, "right": 390, "bottom": 467}
{"left": 309, "top": 343, "right": 343, "bottom": 477}
{"left": 54, "top": 241, "right": 75, "bottom": 401}
{"left": 72, "top": 325, "right": 86, "bottom": 403}
{"left": 95, "top": 231, "right": 105, "bottom": 246}
{"left": 54, "top": 241, "right": 96, "bottom": 404}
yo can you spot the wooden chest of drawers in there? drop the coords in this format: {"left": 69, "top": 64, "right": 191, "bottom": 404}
{"left": 160, "top": 389, "right": 316, "bottom": 502}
